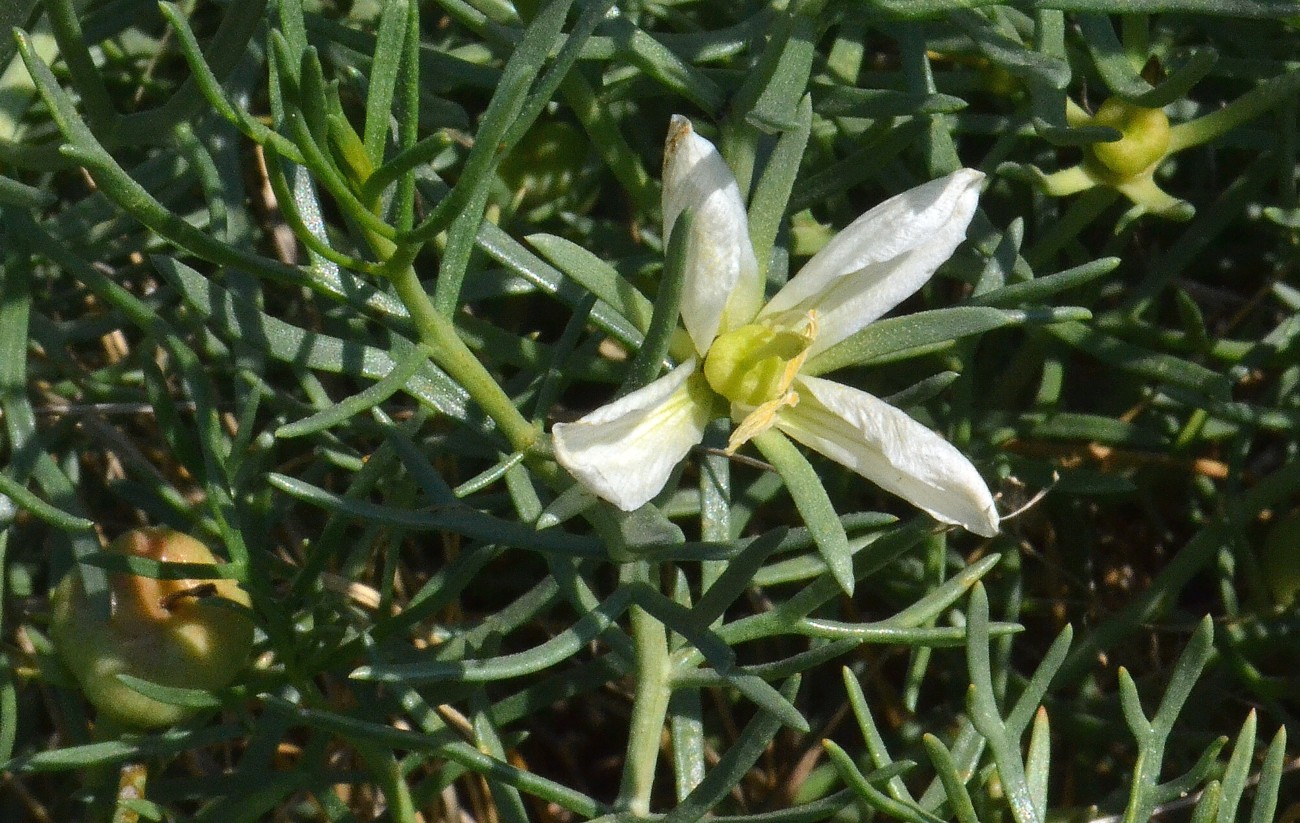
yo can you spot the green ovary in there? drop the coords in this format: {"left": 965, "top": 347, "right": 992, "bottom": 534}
{"left": 1088, "top": 98, "right": 1171, "bottom": 182}
{"left": 703, "top": 323, "right": 808, "bottom": 407}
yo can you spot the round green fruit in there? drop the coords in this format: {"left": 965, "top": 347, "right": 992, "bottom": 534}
{"left": 51, "top": 527, "right": 254, "bottom": 728}
{"left": 1087, "top": 97, "right": 1171, "bottom": 182}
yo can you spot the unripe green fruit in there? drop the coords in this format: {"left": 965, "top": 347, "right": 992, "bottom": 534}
{"left": 1087, "top": 98, "right": 1171, "bottom": 182}
{"left": 51, "top": 527, "right": 254, "bottom": 728}
{"left": 1262, "top": 509, "right": 1300, "bottom": 609}
{"left": 704, "top": 324, "right": 809, "bottom": 407}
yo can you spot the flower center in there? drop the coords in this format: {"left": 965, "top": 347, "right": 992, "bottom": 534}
{"left": 1088, "top": 97, "right": 1171, "bottom": 182}
{"left": 703, "top": 314, "right": 817, "bottom": 453}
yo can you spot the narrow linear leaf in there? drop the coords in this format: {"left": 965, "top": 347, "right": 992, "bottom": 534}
{"left": 812, "top": 84, "right": 967, "bottom": 118}
{"left": 748, "top": 94, "right": 812, "bottom": 279}
{"left": 621, "top": 209, "right": 690, "bottom": 393}
{"left": 922, "top": 735, "right": 980, "bottom": 823}
{"left": 268, "top": 473, "right": 605, "bottom": 556}
{"left": 970, "top": 257, "right": 1120, "bottom": 308}
{"left": 807, "top": 306, "right": 1050, "bottom": 376}
{"left": 0, "top": 472, "right": 94, "bottom": 532}
{"left": 662, "top": 678, "right": 802, "bottom": 823}
{"left": 362, "top": 0, "right": 410, "bottom": 164}
{"left": 1025, "top": 707, "right": 1050, "bottom": 819}
{"left": 79, "top": 552, "right": 240, "bottom": 581}
{"left": 114, "top": 675, "right": 225, "bottom": 710}
{"left": 824, "top": 740, "right": 943, "bottom": 823}
{"left": 1249, "top": 727, "right": 1288, "bottom": 823}
{"left": 1044, "top": 321, "right": 1231, "bottom": 399}
{"left": 753, "top": 430, "right": 854, "bottom": 595}
{"left": 747, "top": 13, "right": 817, "bottom": 132}
{"left": 1077, "top": 15, "right": 1216, "bottom": 107}
{"left": 155, "top": 257, "right": 475, "bottom": 427}
{"left": 261, "top": 696, "right": 607, "bottom": 817}
{"left": 4, "top": 725, "right": 244, "bottom": 772}
{"left": 1216, "top": 710, "right": 1257, "bottom": 823}
{"left": 275, "top": 342, "right": 430, "bottom": 438}
{"left": 477, "top": 221, "right": 646, "bottom": 349}
{"left": 526, "top": 233, "right": 655, "bottom": 332}
{"left": 603, "top": 14, "right": 725, "bottom": 114}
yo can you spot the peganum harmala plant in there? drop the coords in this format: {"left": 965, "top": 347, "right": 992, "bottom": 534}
{"left": 0, "top": 0, "right": 1298, "bottom": 821}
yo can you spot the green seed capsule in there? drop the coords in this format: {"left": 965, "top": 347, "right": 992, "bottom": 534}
{"left": 51, "top": 527, "right": 254, "bottom": 728}
{"left": 704, "top": 323, "right": 811, "bottom": 407}
{"left": 1087, "top": 98, "right": 1171, "bottom": 183}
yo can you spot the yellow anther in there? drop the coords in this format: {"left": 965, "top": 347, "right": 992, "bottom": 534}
{"left": 777, "top": 311, "right": 818, "bottom": 394}
{"left": 725, "top": 390, "right": 799, "bottom": 454}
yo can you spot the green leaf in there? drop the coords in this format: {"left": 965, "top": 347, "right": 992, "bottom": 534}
{"left": 355, "top": 588, "right": 631, "bottom": 683}
{"left": 261, "top": 696, "right": 606, "bottom": 817}
{"left": 864, "top": 0, "right": 1300, "bottom": 18}
{"left": 601, "top": 14, "right": 725, "bottom": 115}
{"left": 1077, "top": 15, "right": 1217, "bottom": 107}
{"left": 922, "top": 735, "right": 980, "bottom": 823}
{"left": 268, "top": 473, "right": 606, "bottom": 557}
{"left": 0, "top": 471, "right": 93, "bottom": 532}
{"left": 824, "top": 740, "right": 942, "bottom": 823}
{"left": 4, "top": 725, "right": 244, "bottom": 772}
{"left": 952, "top": 9, "right": 1070, "bottom": 90}
{"left": 662, "top": 678, "right": 802, "bottom": 823}
{"left": 155, "top": 257, "right": 475, "bottom": 427}
{"left": 0, "top": 174, "right": 55, "bottom": 209}
{"left": 1044, "top": 321, "right": 1231, "bottom": 400}
{"left": 362, "top": 0, "right": 410, "bottom": 164}
{"left": 748, "top": 95, "right": 812, "bottom": 280}
{"left": 114, "top": 675, "right": 225, "bottom": 711}
{"left": 621, "top": 209, "right": 690, "bottom": 393}
{"left": 1025, "top": 708, "right": 1050, "bottom": 820}
{"left": 478, "top": 222, "right": 646, "bottom": 349}
{"left": 275, "top": 341, "right": 430, "bottom": 439}
{"left": 1216, "top": 711, "right": 1257, "bottom": 823}
{"left": 969, "top": 257, "right": 1120, "bottom": 308}
{"left": 527, "top": 233, "right": 655, "bottom": 333}
{"left": 812, "top": 84, "right": 967, "bottom": 118}
{"left": 747, "top": 13, "right": 817, "bottom": 132}
{"left": 964, "top": 583, "right": 1043, "bottom": 823}
{"left": 807, "top": 306, "right": 1089, "bottom": 376}
{"left": 753, "top": 430, "right": 853, "bottom": 595}
{"left": 79, "top": 552, "right": 240, "bottom": 581}
{"left": 1249, "top": 728, "right": 1288, "bottom": 823}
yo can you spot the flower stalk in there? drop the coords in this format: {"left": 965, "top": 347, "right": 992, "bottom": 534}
{"left": 617, "top": 563, "right": 674, "bottom": 815}
{"left": 384, "top": 257, "right": 541, "bottom": 454}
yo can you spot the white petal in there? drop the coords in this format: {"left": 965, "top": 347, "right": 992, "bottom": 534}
{"left": 776, "top": 375, "right": 999, "bottom": 536}
{"left": 663, "top": 115, "right": 762, "bottom": 354}
{"left": 553, "top": 361, "right": 711, "bottom": 511}
{"left": 760, "top": 169, "right": 983, "bottom": 356}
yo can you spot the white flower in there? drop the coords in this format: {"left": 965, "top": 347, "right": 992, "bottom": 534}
{"left": 552, "top": 116, "right": 1000, "bottom": 537}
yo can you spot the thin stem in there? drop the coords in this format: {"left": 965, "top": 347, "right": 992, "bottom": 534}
{"left": 1167, "top": 69, "right": 1300, "bottom": 153}
{"left": 43, "top": 0, "right": 118, "bottom": 131}
{"left": 617, "top": 561, "right": 673, "bottom": 816}
{"left": 355, "top": 742, "right": 419, "bottom": 823}
{"left": 385, "top": 260, "right": 540, "bottom": 453}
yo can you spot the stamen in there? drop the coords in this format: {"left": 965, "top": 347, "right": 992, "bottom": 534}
{"left": 777, "top": 311, "right": 818, "bottom": 395}
{"left": 725, "top": 390, "right": 799, "bottom": 454}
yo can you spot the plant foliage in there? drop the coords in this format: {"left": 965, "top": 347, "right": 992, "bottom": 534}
{"left": 0, "top": 0, "right": 1298, "bottom": 821}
